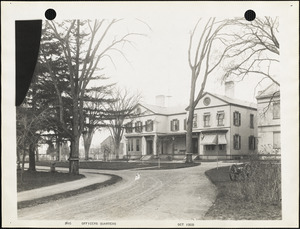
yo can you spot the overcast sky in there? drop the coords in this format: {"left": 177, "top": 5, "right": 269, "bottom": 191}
{"left": 88, "top": 15, "right": 279, "bottom": 146}
{"left": 98, "top": 17, "right": 276, "bottom": 108}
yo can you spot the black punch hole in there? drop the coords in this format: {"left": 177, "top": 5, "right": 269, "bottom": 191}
{"left": 244, "top": 9, "right": 256, "bottom": 21}
{"left": 45, "top": 8, "right": 56, "bottom": 20}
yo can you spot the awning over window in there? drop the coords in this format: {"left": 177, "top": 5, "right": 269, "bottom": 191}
{"left": 201, "top": 135, "right": 217, "bottom": 145}
{"left": 218, "top": 134, "right": 227, "bottom": 144}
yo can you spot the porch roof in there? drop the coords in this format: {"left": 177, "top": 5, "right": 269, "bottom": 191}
{"left": 201, "top": 135, "right": 217, "bottom": 145}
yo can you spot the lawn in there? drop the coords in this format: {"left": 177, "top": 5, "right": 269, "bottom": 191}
{"left": 17, "top": 170, "right": 85, "bottom": 192}
{"left": 204, "top": 164, "right": 281, "bottom": 220}
{"left": 35, "top": 160, "right": 200, "bottom": 170}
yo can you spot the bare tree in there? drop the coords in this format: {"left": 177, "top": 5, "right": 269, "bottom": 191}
{"left": 40, "top": 19, "right": 145, "bottom": 174}
{"left": 16, "top": 106, "right": 52, "bottom": 179}
{"left": 82, "top": 84, "right": 115, "bottom": 160}
{"left": 106, "top": 87, "right": 141, "bottom": 159}
{"left": 186, "top": 18, "right": 233, "bottom": 158}
{"left": 222, "top": 17, "right": 279, "bottom": 86}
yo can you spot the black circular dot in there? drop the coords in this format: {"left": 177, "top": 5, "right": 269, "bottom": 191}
{"left": 45, "top": 8, "right": 56, "bottom": 20}
{"left": 244, "top": 9, "right": 256, "bottom": 21}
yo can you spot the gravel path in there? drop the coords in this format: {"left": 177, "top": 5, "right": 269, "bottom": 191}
{"left": 18, "top": 166, "right": 111, "bottom": 202}
{"left": 18, "top": 163, "right": 218, "bottom": 220}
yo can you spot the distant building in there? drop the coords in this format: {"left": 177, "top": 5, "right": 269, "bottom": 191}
{"left": 256, "top": 83, "right": 281, "bottom": 155}
{"left": 122, "top": 81, "right": 258, "bottom": 160}
{"left": 100, "top": 136, "right": 123, "bottom": 161}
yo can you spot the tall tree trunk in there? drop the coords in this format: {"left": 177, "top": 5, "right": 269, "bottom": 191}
{"left": 115, "top": 143, "right": 120, "bottom": 160}
{"left": 69, "top": 135, "right": 80, "bottom": 174}
{"left": 83, "top": 130, "right": 94, "bottom": 160}
{"left": 68, "top": 19, "right": 81, "bottom": 175}
{"left": 56, "top": 135, "right": 61, "bottom": 161}
{"left": 186, "top": 70, "right": 196, "bottom": 158}
{"left": 21, "top": 146, "right": 26, "bottom": 182}
{"left": 114, "top": 136, "right": 120, "bottom": 160}
{"left": 69, "top": 97, "right": 80, "bottom": 174}
{"left": 28, "top": 141, "right": 36, "bottom": 171}
{"left": 17, "top": 149, "right": 21, "bottom": 170}
{"left": 35, "top": 147, "right": 39, "bottom": 162}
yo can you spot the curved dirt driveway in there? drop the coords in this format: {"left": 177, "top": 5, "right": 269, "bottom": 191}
{"left": 18, "top": 163, "right": 217, "bottom": 220}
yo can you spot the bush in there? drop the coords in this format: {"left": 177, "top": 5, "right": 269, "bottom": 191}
{"left": 230, "top": 160, "right": 281, "bottom": 205}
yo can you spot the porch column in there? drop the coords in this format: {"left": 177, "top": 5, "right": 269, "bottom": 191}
{"left": 142, "top": 136, "right": 147, "bottom": 156}
{"left": 153, "top": 134, "right": 158, "bottom": 155}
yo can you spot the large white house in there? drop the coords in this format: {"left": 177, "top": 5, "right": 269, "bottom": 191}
{"left": 256, "top": 83, "right": 281, "bottom": 155}
{"left": 121, "top": 82, "right": 258, "bottom": 160}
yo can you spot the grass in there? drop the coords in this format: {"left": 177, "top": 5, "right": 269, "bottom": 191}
{"left": 17, "top": 170, "right": 85, "bottom": 192}
{"left": 204, "top": 164, "right": 281, "bottom": 220}
{"left": 36, "top": 160, "right": 200, "bottom": 170}
{"left": 18, "top": 173, "right": 122, "bottom": 209}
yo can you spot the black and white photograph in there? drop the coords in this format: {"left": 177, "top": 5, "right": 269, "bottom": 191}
{"left": 1, "top": 1, "right": 299, "bottom": 228}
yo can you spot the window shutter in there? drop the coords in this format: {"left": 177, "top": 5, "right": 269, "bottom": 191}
{"left": 170, "top": 120, "right": 173, "bottom": 131}
{"left": 248, "top": 136, "right": 251, "bottom": 150}
{"left": 239, "top": 113, "right": 241, "bottom": 126}
{"left": 239, "top": 135, "right": 241, "bottom": 149}
{"left": 233, "top": 112, "right": 235, "bottom": 125}
{"left": 233, "top": 135, "right": 236, "bottom": 149}
{"left": 177, "top": 120, "right": 180, "bottom": 131}
{"left": 184, "top": 119, "right": 187, "bottom": 130}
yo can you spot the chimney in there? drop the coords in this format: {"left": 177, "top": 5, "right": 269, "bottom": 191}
{"left": 225, "top": 81, "right": 235, "bottom": 98}
{"left": 155, "top": 95, "right": 165, "bottom": 107}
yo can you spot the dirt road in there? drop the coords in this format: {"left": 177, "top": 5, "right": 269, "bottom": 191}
{"left": 18, "top": 163, "right": 217, "bottom": 220}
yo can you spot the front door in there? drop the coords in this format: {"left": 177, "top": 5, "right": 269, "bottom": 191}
{"left": 146, "top": 140, "right": 153, "bottom": 155}
{"left": 192, "top": 138, "right": 198, "bottom": 154}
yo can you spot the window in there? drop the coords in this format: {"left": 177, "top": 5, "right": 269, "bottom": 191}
{"left": 273, "top": 132, "right": 281, "bottom": 149}
{"left": 171, "top": 119, "right": 179, "bottom": 131}
{"left": 184, "top": 118, "right": 187, "bottom": 130}
{"left": 250, "top": 114, "right": 254, "bottom": 129}
{"left": 135, "top": 121, "right": 142, "bottom": 133}
{"left": 145, "top": 120, "right": 153, "bottom": 132}
{"left": 249, "top": 135, "right": 256, "bottom": 150}
{"left": 193, "top": 114, "right": 198, "bottom": 128}
{"left": 273, "top": 102, "right": 280, "bottom": 119}
{"left": 128, "top": 139, "right": 134, "bottom": 151}
{"left": 219, "top": 145, "right": 225, "bottom": 150}
{"left": 203, "top": 113, "right": 210, "bottom": 127}
{"left": 131, "top": 139, "right": 134, "bottom": 151}
{"left": 233, "top": 134, "right": 241, "bottom": 150}
{"left": 205, "top": 145, "right": 215, "bottom": 150}
{"left": 125, "top": 123, "right": 133, "bottom": 133}
{"left": 136, "top": 139, "right": 140, "bottom": 151}
{"left": 217, "top": 111, "right": 225, "bottom": 126}
{"left": 127, "top": 140, "right": 130, "bottom": 151}
{"left": 233, "top": 111, "right": 241, "bottom": 126}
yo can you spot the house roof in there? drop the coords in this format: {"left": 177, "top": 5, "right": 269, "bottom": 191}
{"left": 256, "top": 83, "right": 280, "bottom": 99}
{"left": 138, "top": 91, "right": 257, "bottom": 116}
{"left": 138, "top": 103, "right": 186, "bottom": 115}
{"left": 186, "top": 92, "right": 257, "bottom": 110}
{"left": 206, "top": 92, "right": 257, "bottom": 109}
